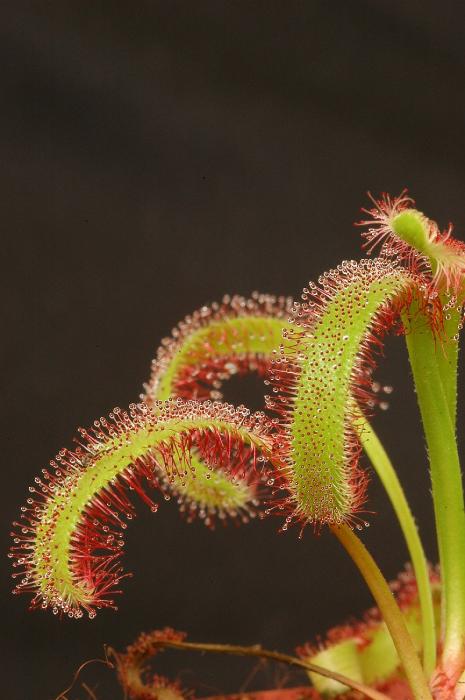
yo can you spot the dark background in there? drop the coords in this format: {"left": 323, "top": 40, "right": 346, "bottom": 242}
{"left": 2, "top": 2, "right": 465, "bottom": 698}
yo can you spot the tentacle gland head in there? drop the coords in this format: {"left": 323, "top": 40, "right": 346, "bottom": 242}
{"left": 10, "top": 400, "right": 274, "bottom": 618}
{"left": 359, "top": 191, "right": 465, "bottom": 296}
{"left": 267, "top": 259, "right": 418, "bottom": 530}
{"left": 144, "top": 292, "right": 294, "bottom": 403}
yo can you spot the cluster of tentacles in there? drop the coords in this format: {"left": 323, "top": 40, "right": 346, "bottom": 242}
{"left": 359, "top": 191, "right": 465, "bottom": 305}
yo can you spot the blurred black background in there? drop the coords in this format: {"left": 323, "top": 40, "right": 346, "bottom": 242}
{"left": 2, "top": 2, "right": 465, "bottom": 698}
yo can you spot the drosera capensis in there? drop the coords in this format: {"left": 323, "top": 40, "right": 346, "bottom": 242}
{"left": 143, "top": 282, "right": 436, "bottom": 679}
{"left": 12, "top": 192, "right": 465, "bottom": 700}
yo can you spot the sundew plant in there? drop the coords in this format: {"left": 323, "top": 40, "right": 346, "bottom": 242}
{"left": 10, "top": 193, "right": 465, "bottom": 700}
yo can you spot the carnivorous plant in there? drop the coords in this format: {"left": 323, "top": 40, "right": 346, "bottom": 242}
{"left": 10, "top": 193, "right": 465, "bottom": 700}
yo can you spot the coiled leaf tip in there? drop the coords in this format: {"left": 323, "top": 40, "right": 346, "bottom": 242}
{"left": 10, "top": 400, "right": 273, "bottom": 617}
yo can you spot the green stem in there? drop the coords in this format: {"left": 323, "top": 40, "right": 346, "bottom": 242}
{"left": 404, "top": 308, "right": 465, "bottom": 675}
{"left": 356, "top": 413, "right": 436, "bottom": 676}
{"left": 435, "top": 306, "right": 460, "bottom": 425}
{"left": 332, "top": 524, "right": 432, "bottom": 700}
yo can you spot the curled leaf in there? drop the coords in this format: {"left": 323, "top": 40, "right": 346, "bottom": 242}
{"left": 268, "top": 259, "right": 418, "bottom": 529}
{"left": 10, "top": 400, "right": 273, "bottom": 617}
{"left": 144, "top": 293, "right": 293, "bottom": 522}
{"left": 359, "top": 191, "right": 465, "bottom": 295}
{"left": 145, "top": 293, "right": 293, "bottom": 403}
{"left": 114, "top": 627, "right": 188, "bottom": 700}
